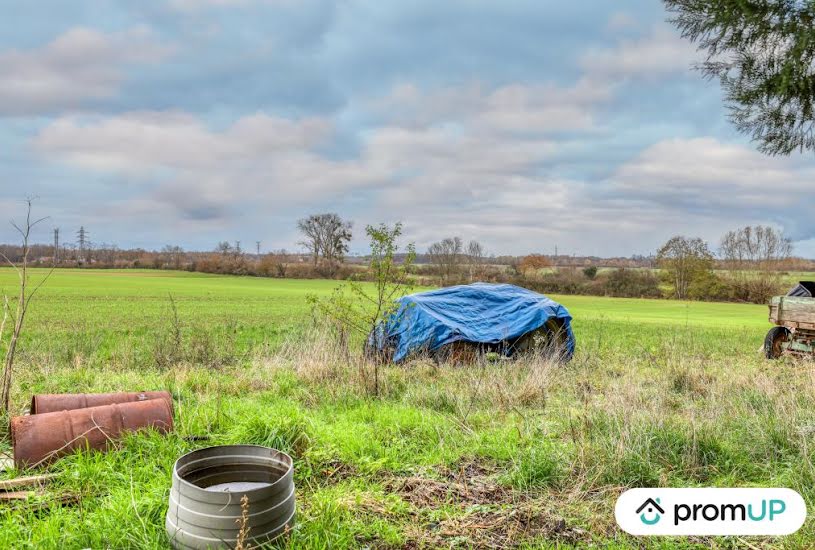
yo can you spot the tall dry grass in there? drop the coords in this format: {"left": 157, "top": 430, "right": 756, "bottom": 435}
{"left": 4, "top": 320, "right": 815, "bottom": 546}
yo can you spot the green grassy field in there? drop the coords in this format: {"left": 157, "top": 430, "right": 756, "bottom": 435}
{"left": 3, "top": 269, "right": 768, "bottom": 367}
{"left": 0, "top": 268, "right": 810, "bottom": 549}
{"left": 3, "top": 269, "right": 343, "bottom": 364}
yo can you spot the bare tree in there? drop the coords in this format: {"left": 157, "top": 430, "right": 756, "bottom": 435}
{"left": 95, "top": 243, "right": 118, "bottom": 265}
{"left": 161, "top": 245, "right": 185, "bottom": 270}
{"left": 258, "top": 249, "right": 292, "bottom": 278}
{"left": 465, "top": 240, "right": 485, "bottom": 282}
{"left": 297, "top": 213, "right": 353, "bottom": 273}
{"left": 719, "top": 225, "right": 793, "bottom": 302}
{"left": 656, "top": 236, "right": 714, "bottom": 300}
{"left": 1, "top": 199, "right": 53, "bottom": 414}
{"left": 215, "top": 241, "right": 232, "bottom": 255}
{"left": 309, "top": 222, "right": 416, "bottom": 396}
{"left": 427, "top": 237, "right": 463, "bottom": 284}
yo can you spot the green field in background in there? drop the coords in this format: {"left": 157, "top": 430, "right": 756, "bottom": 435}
{"left": 2, "top": 268, "right": 769, "bottom": 329}
{"left": 0, "top": 268, "right": 771, "bottom": 366}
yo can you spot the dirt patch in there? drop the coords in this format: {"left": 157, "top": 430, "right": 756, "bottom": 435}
{"left": 316, "top": 458, "right": 591, "bottom": 547}
{"left": 319, "top": 459, "right": 359, "bottom": 483}
{"left": 384, "top": 462, "right": 509, "bottom": 508}
{"left": 401, "top": 502, "right": 585, "bottom": 549}
{"left": 383, "top": 460, "right": 590, "bottom": 549}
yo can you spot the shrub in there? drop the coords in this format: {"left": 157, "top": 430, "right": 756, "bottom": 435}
{"left": 582, "top": 266, "right": 598, "bottom": 280}
{"left": 517, "top": 254, "right": 551, "bottom": 279}
{"left": 687, "top": 270, "right": 734, "bottom": 302}
{"left": 601, "top": 268, "right": 661, "bottom": 298}
{"left": 256, "top": 254, "right": 289, "bottom": 277}
{"left": 228, "top": 400, "right": 312, "bottom": 456}
{"left": 720, "top": 273, "right": 786, "bottom": 304}
{"left": 521, "top": 268, "right": 600, "bottom": 295}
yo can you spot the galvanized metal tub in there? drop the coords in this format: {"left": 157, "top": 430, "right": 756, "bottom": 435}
{"left": 31, "top": 391, "right": 172, "bottom": 414}
{"left": 166, "top": 445, "right": 295, "bottom": 549}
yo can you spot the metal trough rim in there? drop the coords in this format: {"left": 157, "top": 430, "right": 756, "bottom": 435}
{"left": 172, "top": 445, "right": 293, "bottom": 497}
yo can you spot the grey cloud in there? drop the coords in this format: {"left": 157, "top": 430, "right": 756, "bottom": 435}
{"left": 35, "top": 87, "right": 815, "bottom": 257}
{"left": 370, "top": 80, "right": 611, "bottom": 135}
{"left": 0, "top": 27, "right": 172, "bottom": 116}
{"left": 168, "top": 0, "right": 288, "bottom": 11}
{"left": 580, "top": 24, "right": 698, "bottom": 81}
{"left": 609, "top": 137, "right": 815, "bottom": 244}
{"left": 34, "top": 111, "right": 335, "bottom": 172}
{"left": 612, "top": 138, "right": 814, "bottom": 208}
{"left": 33, "top": 111, "right": 386, "bottom": 221}
{"left": 22, "top": 10, "right": 815, "bottom": 258}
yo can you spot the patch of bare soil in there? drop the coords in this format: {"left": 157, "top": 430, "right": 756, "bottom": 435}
{"left": 319, "top": 458, "right": 593, "bottom": 547}
{"left": 383, "top": 461, "right": 591, "bottom": 549}
{"left": 385, "top": 462, "right": 509, "bottom": 508}
{"left": 318, "top": 459, "right": 360, "bottom": 484}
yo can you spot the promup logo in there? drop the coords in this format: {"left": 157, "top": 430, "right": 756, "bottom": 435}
{"left": 616, "top": 488, "right": 806, "bottom": 536}
{"left": 636, "top": 498, "right": 664, "bottom": 525}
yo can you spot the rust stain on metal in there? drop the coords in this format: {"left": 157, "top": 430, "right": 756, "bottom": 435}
{"left": 30, "top": 390, "right": 172, "bottom": 415}
{"left": 11, "top": 399, "right": 174, "bottom": 469}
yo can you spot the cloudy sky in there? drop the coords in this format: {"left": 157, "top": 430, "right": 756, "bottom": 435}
{"left": 2, "top": 0, "right": 814, "bottom": 258}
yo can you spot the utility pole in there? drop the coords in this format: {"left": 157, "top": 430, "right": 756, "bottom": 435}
{"left": 235, "top": 241, "right": 241, "bottom": 255}
{"left": 53, "top": 228, "right": 59, "bottom": 264}
{"left": 256, "top": 241, "right": 261, "bottom": 256}
{"left": 77, "top": 226, "right": 88, "bottom": 263}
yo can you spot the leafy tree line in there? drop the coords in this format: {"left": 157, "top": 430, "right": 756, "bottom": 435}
{"left": 506, "top": 225, "right": 795, "bottom": 304}
{"left": 657, "top": 225, "right": 793, "bottom": 302}
{"left": 0, "top": 210, "right": 803, "bottom": 303}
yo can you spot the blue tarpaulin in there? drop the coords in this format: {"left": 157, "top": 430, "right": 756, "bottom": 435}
{"left": 372, "top": 283, "right": 575, "bottom": 362}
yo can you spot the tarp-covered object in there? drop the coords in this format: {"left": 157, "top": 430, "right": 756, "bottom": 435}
{"left": 372, "top": 283, "right": 575, "bottom": 362}
{"left": 787, "top": 281, "right": 815, "bottom": 297}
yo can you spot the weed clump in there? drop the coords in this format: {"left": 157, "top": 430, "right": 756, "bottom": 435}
{"left": 227, "top": 400, "right": 312, "bottom": 457}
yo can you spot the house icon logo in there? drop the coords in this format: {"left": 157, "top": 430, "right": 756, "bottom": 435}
{"left": 636, "top": 497, "right": 665, "bottom": 525}
{"left": 617, "top": 488, "right": 806, "bottom": 536}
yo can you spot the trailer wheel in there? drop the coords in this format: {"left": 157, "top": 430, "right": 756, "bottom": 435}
{"left": 764, "top": 326, "right": 791, "bottom": 359}
{"left": 432, "top": 341, "right": 479, "bottom": 365}
{"left": 513, "top": 319, "right": 573, "bottom": 363}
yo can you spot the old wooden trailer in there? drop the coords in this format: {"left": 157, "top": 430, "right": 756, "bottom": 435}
{"left": 765, "top": 282, "right": 815, "bottom": 359}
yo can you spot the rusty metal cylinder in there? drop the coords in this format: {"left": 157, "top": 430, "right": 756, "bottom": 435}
{"left": 11, "top": 398, "right": 174, "bottom": 468}
{"left": 166, "top": 445, "right": 295, "bottom": 549}
{"left": 30, "top": 390, "right": 172, "bottom": 414}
